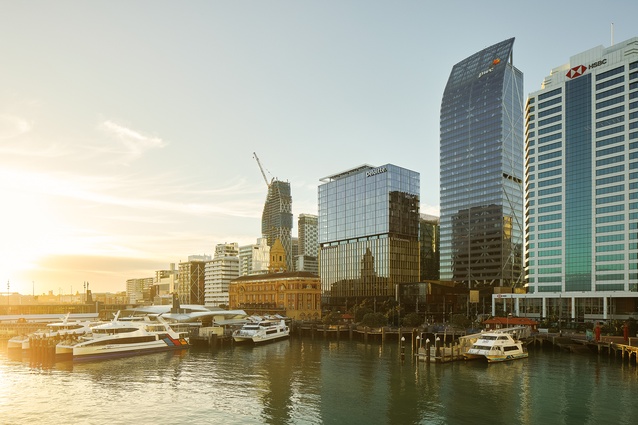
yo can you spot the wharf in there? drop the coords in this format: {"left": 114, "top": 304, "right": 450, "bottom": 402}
{"left": 530, "top": 333, "right": 638, "bottom": 364}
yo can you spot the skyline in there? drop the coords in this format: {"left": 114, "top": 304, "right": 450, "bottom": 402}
{"left": 1, "top": 1, "right": 637, "bottom": 295}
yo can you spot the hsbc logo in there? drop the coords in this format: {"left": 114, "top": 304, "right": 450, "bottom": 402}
{"left": 566, "top": 65, "right": 587, "bottom": 79}
{"left": 566, "top": 59, "right": 607, "bottom": 79}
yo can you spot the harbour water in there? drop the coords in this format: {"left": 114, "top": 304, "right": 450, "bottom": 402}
{"left": 1, "top": 338, "right": 637, "bottom": 425}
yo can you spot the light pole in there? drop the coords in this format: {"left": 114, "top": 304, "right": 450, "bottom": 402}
{"left": 400, "top": 336, "right": 405, "bottom": 362}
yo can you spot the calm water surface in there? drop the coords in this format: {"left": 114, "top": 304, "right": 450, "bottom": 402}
{"left": 1, "top": 338, "right": 637, "bottom": 425}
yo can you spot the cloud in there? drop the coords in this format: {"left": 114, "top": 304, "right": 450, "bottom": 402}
{"left": 99, "top": 120, "right": 167, "bottom": 161}
{"left": 0, "top": 114, "right": 31, "bottom": 140}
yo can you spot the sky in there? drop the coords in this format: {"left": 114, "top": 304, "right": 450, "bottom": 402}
{"left": 1, "top": 1, "right": 637, "bottom": 296}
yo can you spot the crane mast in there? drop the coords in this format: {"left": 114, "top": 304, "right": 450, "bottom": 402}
{"left": 253, "top": 152, "right": 272, "bottom": 187}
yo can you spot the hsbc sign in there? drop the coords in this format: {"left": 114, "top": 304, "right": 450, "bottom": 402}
{"left": 566, "top": 59, "right": 607, "bottom": 79}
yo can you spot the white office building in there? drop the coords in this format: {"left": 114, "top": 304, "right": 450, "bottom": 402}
{"left": 204, "top": 243, "right": 239, "bottom": 307}
{"left": 522, "top": 37, "right": 638, "bottom": 322}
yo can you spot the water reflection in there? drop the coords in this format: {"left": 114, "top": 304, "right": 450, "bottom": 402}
{"left": 1, "top": 340, "right": 638, "bottom": 424}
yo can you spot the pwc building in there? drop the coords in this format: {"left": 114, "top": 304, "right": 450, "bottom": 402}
{"left": 440, "top": 38, "right": 525, "bottom": 291}
{"left": 523, "top": 37, "right": 638, "bottom": 321}
{"left": 318, "top": 164, "right": 420, "bottom": 309}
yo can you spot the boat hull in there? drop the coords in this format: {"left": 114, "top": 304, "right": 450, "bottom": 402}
{"left": 72, "top": 338, "right": 189, "bottom": 362}
{"left": 486, "top": 352, "right": 529, "bottom": 363}
{"left": 233, "top": 332, "right": 289, "bottom": 344}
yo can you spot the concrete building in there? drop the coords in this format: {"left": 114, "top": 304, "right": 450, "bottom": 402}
{"left": 204, "top": 243, "right": 239, "bottom": 307}
{"left": 125, "top": 277, "right": 154, "bottom": 304}
{"left": 296, "top": 213, "right": 319, "bottom": 274}
{"left": 177, "top": 255, "right": 210, "bottom": 305}
{"left": 318, "top": 164, "right": 420, "bottom": 309}
{"left": 239, "top": 237, "right": 270, "bottom": 276}
{"left": 522, "top": 37, "right": 638, "bottom": 321}
{"left": 440, "top": 38, "right": 525, "bottom": 290}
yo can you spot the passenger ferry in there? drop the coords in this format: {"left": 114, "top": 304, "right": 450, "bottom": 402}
{"left": 7, "top": 314, "right": 99, "bottom": 352}
{"left": 59, "top": 312, "right": 189, "bottom": 361}
{"left": 232, "top": 316, "right": 289, "bottom": 344}
{"left": 463, "top": 330, "right": 528, "bottom": 363}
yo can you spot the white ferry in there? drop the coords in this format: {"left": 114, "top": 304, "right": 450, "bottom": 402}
{"left": 61, "top": 312, "right": 189, "bottom": 361}
{"left": 7, "top": 314, "right": 99, "bottom": 352}
{"left": 463, "top": 330, "right": 528, "bottom": 363}
{"left": 232, "top": 316, "right": 289, "bottom": 344}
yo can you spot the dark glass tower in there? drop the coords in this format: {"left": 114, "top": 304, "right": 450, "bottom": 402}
{"left": 318, "top": 164, "right": 420, "bottom": 308}
{"left": 261, "top": 180, "right": 293, "bottom": 271}
{"left": 440, "top": 38, "right": 524, "bottom": 289}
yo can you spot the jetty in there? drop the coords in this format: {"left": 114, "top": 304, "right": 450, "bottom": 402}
{"left": 530, "top": 332, "right": 638, "bottom": 364}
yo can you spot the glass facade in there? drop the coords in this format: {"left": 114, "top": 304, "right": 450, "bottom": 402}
{"left": 318, "top": 164, "right": 420, "bottom": 307}
{"left": 440, "top": 38, "right": 524, "bottom": 288}
{"left": 525, "top": 37, "right": 638, "bottom": 294}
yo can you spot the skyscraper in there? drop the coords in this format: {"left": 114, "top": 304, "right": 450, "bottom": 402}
{"left": 318, "top": 164, "right": 420, "bottom": 308}
{"left": 296, "top": 213, "right": 318, "bottom": 274}
{"left": 523, "top": 37, "right": 638, "bottom": 319}
{"left": 419, "top": 214, "right": 440, "bottom": 281}
{"left": 440, "top": 37, "right": 524, "bottom": 290}
{"left": 204, "top": 243, "right": 239, "bottom": 307}
{"left": 261, "top": 180, "right": 293, "bottom": 272}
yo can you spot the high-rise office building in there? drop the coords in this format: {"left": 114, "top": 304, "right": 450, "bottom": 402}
{"left": 440, "top": 37, "right": 524, "bottom": 290}
{"left": 523, "top": 37, "right": 638, "bottom": 320}
{"left": 261, "top": 180, "right": 293, "bottom": 272}
{"left": 177, "top": 255, "right": 210, "bottom": 305}
{"left": 296, "top": 213, "right": 319, "bottom": 274}
{"left": 204, "top": 243, "right": 239, "bottom": 307}
{"left": 318, "top": 164, "right": 420, "bottom": 308}
{"left": 419, "top": 214, "right": 440, "bottom": 281}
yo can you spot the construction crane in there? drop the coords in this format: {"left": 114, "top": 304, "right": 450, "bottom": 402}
{"left": 253, "top": 152, "right": 273, "bottom": 187}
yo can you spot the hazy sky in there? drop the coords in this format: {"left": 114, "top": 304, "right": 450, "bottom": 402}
{"left": 1, "top": 1, "right": 637, "bottom": 295}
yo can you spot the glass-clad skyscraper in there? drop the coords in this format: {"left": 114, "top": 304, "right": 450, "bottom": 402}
{"left": 526, "top": 37, "right": 638, "bottom": 306}
{"left": 318, "top": 164, "right": 420, "bottom": 308}
{"left": 440, "top": 38, "right": 524, "bottom": 289}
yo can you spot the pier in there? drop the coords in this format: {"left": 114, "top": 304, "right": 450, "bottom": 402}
{"left": 530, "top": 333, "right": 638, "bottom": 364}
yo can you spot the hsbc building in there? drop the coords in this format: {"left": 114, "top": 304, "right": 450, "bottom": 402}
{"left": 523, "top": 37, "right": 638, "bottom": 321}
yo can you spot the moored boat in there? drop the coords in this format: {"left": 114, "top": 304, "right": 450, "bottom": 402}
{"left": 463, "top": 330, "right": 528, "bottom": 363}
{"left": 7, "top": 314, "right": 99, "bottom": 352}
{"left": 232, "top": 316, "right": 289, "bottom": 344}
{"left": 62, "top": 312, "right": 189, "bottom": 361}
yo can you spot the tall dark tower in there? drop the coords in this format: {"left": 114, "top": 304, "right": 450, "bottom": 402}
{"left": 254, "top": 153, "right": 293, "bottom": 271}
{"left": 261, "top": 180, "right": 293, "bottom": 271}
{"left": 440, "top": 38, "right": 524, "bottom": 289}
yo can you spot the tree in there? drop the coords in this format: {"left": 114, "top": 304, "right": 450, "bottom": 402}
{"left": 361, "top": 312, "right": 387, "bottom": 328}
{"left": 401, "top": 312, "right": 421, "bottom": 327}
{"left": 355, "top": 307, "right": 373, "bottom": 323}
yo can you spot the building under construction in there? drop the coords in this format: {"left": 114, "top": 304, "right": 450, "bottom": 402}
{"left": 254, "top": 153, "right": 293, "bottom": 271}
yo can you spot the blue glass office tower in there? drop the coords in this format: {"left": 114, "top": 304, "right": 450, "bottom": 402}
{"left": 523, "top": 37, "right": 638, "bottom": 320}
{"left": 440, "top": 38, "right": 524, "bottom": 289}
{"left": 318, "top": 164, "right": 420, "bottom": 308}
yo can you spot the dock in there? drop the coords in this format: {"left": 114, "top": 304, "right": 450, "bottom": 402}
{"left": 530, "top": 333, "right": 638, "bottom": 364}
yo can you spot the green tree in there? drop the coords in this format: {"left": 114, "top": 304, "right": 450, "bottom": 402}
{"left": 361, "top": 312, "right": 388, "bottom": 328}
{"left": 322, "top": 312, "right": 342, "bottom": 325}
{"left": 401, "top": 312, "right": 421, "bottom": 327}
{"left": 355, "top": 307, "right": 373, "bottom": 323}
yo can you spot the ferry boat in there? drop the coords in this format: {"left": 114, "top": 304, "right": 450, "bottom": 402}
{"left": 463, "top": 330, "right": 528, "bottom": 363}
{"left": 62, "top": 312, "right": 189, "bottom": 361}
{"left": 232, "top": 316, "right": 289, "bottom": 344}
{"left": 7, "top": 314, "right": 99, "bottom": 352}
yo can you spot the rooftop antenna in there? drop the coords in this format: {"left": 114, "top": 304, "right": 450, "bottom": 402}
{"left": 611, "top": 23, "right": 614, "bottom": 46}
